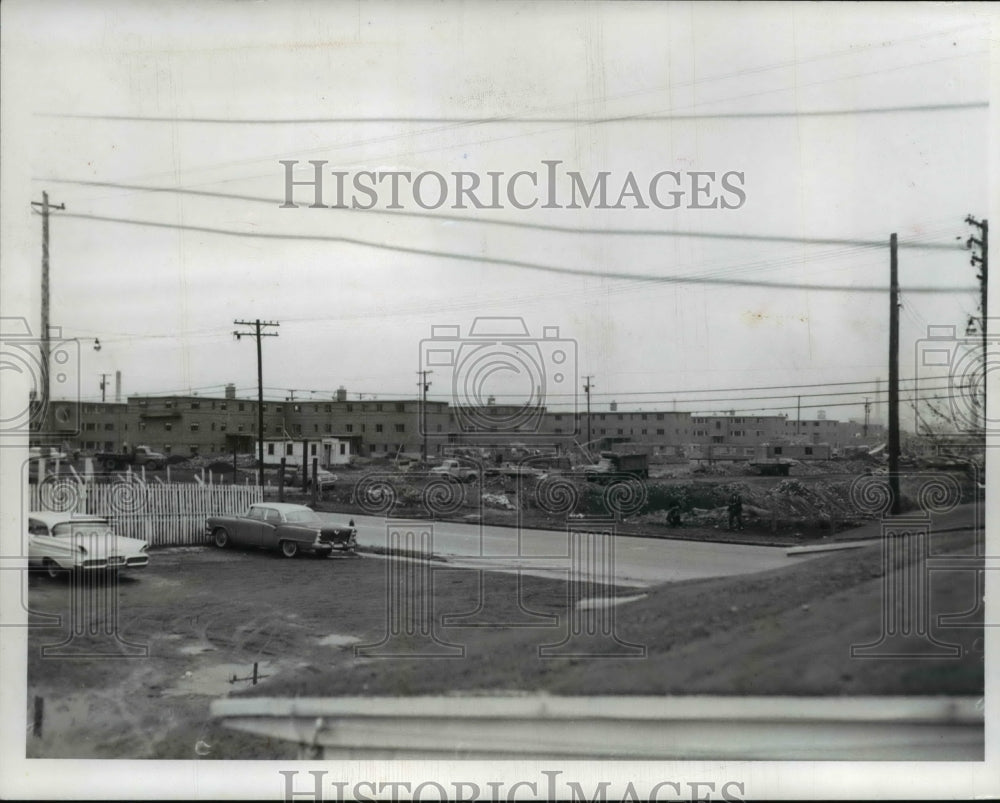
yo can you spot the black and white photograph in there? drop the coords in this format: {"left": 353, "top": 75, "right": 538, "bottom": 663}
{"left": 1, "top": 1, "right": 996, "bottom": 799}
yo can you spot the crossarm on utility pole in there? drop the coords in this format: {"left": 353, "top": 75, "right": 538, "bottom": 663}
{"left": 234, "top": 319, "right": 280, "bottom": 487}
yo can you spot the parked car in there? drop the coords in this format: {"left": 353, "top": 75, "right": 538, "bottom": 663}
{"left": 29, "top": 446, "right": 68, "bottom": 461}
{"left": 205, "top": 502, "right": 357, "bottom": 558}
{"left": 429, "top": 459, "right": 479, "bottom": 483}
{"left": 286, "top": 468, "right": 338, "bottom": 489}
{"left": 28, "top": 512, "right": 150, "bottom": 579}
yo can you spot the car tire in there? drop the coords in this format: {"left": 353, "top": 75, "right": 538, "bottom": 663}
{"left": 43, "top": 559, "right": 62, "bottom": 580}
{"left": 213, "top": 528, "right": 230, "bottom": 549}
{"left": 280, "top": 540, "right": 299, "bottom": 558}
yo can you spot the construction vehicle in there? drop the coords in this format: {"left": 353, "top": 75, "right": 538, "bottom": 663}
{"left": 94, "top": 445, "right": 166, "bottom": 471}
{"left": 583, "top": 451, "right": 649, "bottom": 482}
{"left": 748, "top": 458, "right": 794, "bottom": 476}
{"left": 430, "top": 459, "right": 479, "bottom": 483}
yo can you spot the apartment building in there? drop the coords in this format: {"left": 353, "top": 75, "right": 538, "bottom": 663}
{"left": 75, "top": 401, "right": 130, "bottom": 452}
{"left": 36, "top": 387, "right": 886, "bottom": 460}
{"left": 689, "top": 415, "right": 788, "bottom": 447}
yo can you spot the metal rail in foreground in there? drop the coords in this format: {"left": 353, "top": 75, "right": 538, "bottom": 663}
{"left": 210, "top": 695, "right": 983, "bottom": 760}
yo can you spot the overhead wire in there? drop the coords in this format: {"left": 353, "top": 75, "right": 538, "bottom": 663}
{"left": 54, "top": 210, "right": 976, "bottom": 294}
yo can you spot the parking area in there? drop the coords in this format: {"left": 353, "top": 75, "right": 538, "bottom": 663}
{"left": 24, "top": 542, "right": 612, "bottom": 759}
{"left": 23, "top": 524, "right": 984, "bottom": 759}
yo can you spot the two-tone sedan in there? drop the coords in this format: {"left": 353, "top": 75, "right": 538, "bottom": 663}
{"left": 205, "top": 502, "right": 357, "bottom": 558}
{"left": 28, "top": 512, "right": 150, "bottom": 579}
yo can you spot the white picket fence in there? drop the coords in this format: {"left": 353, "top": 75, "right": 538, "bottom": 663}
{"left": 29, "top": 480, "right": 262, "bottom": 547}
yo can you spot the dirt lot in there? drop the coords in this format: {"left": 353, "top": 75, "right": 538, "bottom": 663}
{"left": 25, "top": 527, "right": 983, "bottom": 760}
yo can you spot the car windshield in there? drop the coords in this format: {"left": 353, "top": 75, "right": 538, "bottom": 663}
{"left": 283, "top": 510, "right": 321, "bottom": 525}
{"left": 51, "top": 522, "right": 114, "bottom": 537}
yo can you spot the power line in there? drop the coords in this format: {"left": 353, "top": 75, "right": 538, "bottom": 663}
{"left": 34, "top": 23, "right": 983, "bottom": 195}
{"left": 56, "top": 211, "right": 976, "bottom": 294}
{"left": 683, "top": 390, "right": 973, "bottom": 417}
{"left": 41, "top": 101, "right": 987, "bottom": 126}
{"left": 42, "top": 178, "right": 966, "bottom": 251}
{"left": 71, "top": 373, "right": 964, "bottom": 404}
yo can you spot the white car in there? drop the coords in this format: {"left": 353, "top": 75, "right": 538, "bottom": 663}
{"left": 28, "top": 512, "right": 150, "bottom": 578}
{"left": 287, "top": 467, "right": 338, "bottom": 489}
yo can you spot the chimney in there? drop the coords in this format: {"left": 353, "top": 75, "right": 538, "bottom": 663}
{"left": 114, "top": 371, "right": 122, "bottom": 402}
{"left": 225, "top": 383, "right": 236, "bottom": 400}
{"left": 610, "top": 400, "right": 617, "bottom": 412}
{"left": 335, "top": 386, "right": 347, "bottom": 402}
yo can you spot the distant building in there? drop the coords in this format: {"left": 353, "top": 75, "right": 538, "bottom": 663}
{"left": 31, "top": 387, "right": 891, "bottom": 462}
{"left": 262, "top": 437, "right": 352, "bottom": 468}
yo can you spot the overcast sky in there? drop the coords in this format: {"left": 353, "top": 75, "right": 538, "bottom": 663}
{"left": 1, "top": 1, "right": 994, "bottom": 432}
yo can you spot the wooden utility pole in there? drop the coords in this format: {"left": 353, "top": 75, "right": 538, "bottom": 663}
{"left": 30, "top": 192, "right": 65, "bottom": 417}
{"left": 888, "top": 233, "right": 901, "bottom": 515}
{"left": 302, "top": 439, "right": 309, "bottom": 492}
{"left": 583, "top": 376, "right": 594, "bottom": 448}
{"left": 99, "top": 373, "right": 111, "bottom": 403}
{"left": 966, "top": 215, "right": 988, "bottom": 430}
{"left": 418, "top": 370, "right": 432, "bottom": 463}
{"left": 234, "top": 319, "right": 280, "bottom": 486}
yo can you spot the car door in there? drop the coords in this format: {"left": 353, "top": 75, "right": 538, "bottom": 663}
{"left": 258, "top": 507, "right": 283, "bottom": 550}
{"left": 236, "top": 506, "right": 269, "bottom": 548}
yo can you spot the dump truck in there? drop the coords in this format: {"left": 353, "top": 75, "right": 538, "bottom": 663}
{"left": 429, "top": 459, "right": 479, "bottom": 483}
{"left": 748, "top": 458, "right": 794, "bottom": 476}
{"left": 94, "top": 445, "right": 166, "bottom": 471}
{"left": 583, "top": 451, "right": 649, "bottom": 482}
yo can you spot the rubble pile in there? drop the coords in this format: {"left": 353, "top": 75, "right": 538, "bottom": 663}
{"left": 482, "top": 493, "right": 517, "bottom": 510}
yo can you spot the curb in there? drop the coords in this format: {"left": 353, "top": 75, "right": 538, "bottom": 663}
{"left": 355, "top": 544, "right": 448, "bottom": 563}
{"left": 319, "top": 507, "right": 868, "bottom": 550}
{"left": 786, "top": 542, "right": 871, "bottom": 556}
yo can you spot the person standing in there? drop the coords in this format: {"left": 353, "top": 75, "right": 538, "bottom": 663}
{"left": 728, "top": 492, "right": 744, "bottom": 531}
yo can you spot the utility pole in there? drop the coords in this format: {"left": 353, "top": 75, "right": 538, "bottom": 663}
{"left": 796, "top": 396, "right": 801, "bottom": 436}
{"left": 30, "top": 192, "right": 65, "bottom": 419}
{"left": 417, "top": 370, "right": 432, "bottom": 463}
{"left": 863, "top": 398, "right": 871, "bottom": 438}
{"left": 966, "top": 215, "right": 988, "bottom": 431}
{"left": 888, "top": 233, "right": 901, "bottom": 515}
{"left": 582, "top": 376, "right": 594, "bottom": 449}
{"left": 234, "top": 319, "right": 280, "bottom": 486}
{"left": 99, "top": 373, "right": 111, "bottom": 403}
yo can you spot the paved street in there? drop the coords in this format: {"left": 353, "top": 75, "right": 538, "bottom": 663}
{"left": 320, "top": 502, "right": 983, "bottom": 588}
{"left": 321, "top": 512, "right": 815, "bottom": 587}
